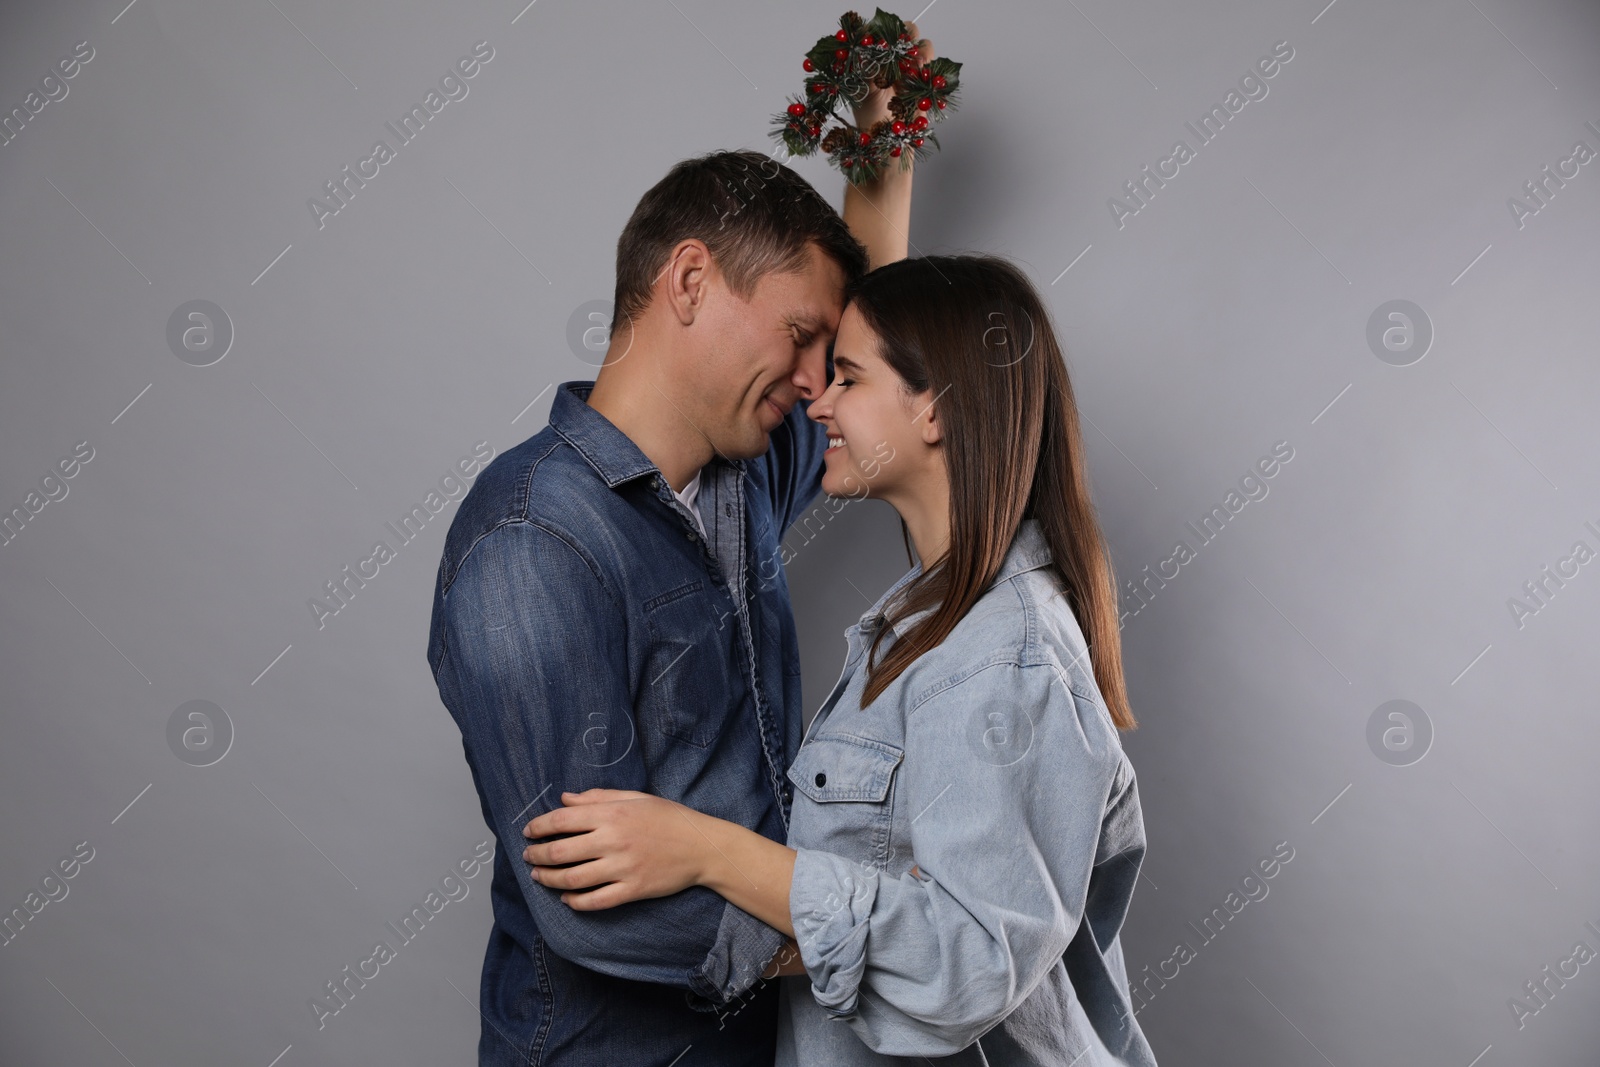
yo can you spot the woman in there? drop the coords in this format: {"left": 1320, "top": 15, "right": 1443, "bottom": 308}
{"left": 522, "top": 254, "right": 1158, "bottom": 1066}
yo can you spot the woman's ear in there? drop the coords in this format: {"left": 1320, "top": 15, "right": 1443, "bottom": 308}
{"left": 913, "top": 389, "right": 943, "bottom": 446}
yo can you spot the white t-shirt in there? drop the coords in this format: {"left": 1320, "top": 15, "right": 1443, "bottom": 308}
{"left": 672, "top": 469, "right": 707, "bottom": 540}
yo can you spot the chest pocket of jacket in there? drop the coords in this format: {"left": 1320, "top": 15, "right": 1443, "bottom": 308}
{"left": 641, "top": 578, "right": 738, "bottom": 748}
{"left": 787, "top": 733, "right": 905, "bottom": 866}
{"left": 788, "top": 733, "right": 903, "bottom": 801}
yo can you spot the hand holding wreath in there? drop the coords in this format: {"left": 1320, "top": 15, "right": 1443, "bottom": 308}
{"left": 772, "top": 8, "right": 962, "bottom": 185}
{"left": 846, "top": 19, "right": 935, "bottom": 135}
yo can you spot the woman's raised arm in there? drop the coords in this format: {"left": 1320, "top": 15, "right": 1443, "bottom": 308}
{"left": 840, "top": 24, "right": 936, "bottom": 268}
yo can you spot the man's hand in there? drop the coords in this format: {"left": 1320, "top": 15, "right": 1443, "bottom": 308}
{"left": 522, "top": 789, "right": 707, "bottom": 911}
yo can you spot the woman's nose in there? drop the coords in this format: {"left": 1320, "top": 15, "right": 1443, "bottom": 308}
{"left": 805, "top": 388, "right": 833, "bottom": 421}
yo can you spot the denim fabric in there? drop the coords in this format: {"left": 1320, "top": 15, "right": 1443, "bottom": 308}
{"left": 427, "top": 380, "right": 826, "bottom": 1066}
{"left": 778, "top": 518, "right": 1158, "bottom": 1066}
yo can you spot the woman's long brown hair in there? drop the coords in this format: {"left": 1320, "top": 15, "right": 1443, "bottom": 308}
{"left": 850, "top": 254, "right": 1136, "bottom": 730}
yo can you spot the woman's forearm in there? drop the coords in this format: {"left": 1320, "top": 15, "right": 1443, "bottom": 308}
{"left": 840, "top": 23, "right": 930, "bottom": 268}
{"left": 843, "top": 165, "right": 913, "bottom": 269}
{"left": 692, "top": 810, "right": 798, "bottom": 936}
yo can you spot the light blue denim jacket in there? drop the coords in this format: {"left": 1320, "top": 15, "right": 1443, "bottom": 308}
{"left": 779, "top": 518, "right": 1158, "bottom": 1066}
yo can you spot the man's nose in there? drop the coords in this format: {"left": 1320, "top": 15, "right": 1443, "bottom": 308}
{"left": 793, "top": 345, "right": 829, "bottom": 400}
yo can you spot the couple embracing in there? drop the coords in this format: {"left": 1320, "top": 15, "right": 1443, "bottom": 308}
{"left": 427, "top": 38, "right": 1158, "bottom": 1067}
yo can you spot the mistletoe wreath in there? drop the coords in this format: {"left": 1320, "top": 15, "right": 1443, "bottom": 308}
{"left": 770, "top": 8, "right": 963, "bottom": 185}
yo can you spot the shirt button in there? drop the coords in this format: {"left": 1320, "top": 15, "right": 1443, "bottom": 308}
{"left": 814, "top": 772, "right": 827, "bottom": 787}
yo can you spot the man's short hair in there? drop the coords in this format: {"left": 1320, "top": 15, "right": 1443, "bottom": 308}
{"left": 612, "top": 150, "right": 869, "bottom": 327}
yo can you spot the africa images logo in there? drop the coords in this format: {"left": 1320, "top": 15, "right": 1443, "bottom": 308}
{"left": 307, "top": 41, "right": 495, "bottom": 231}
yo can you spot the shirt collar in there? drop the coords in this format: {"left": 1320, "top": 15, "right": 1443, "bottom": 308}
{"left": 861, "top": 518, "right": 1056, "bottom": 638}
{"left": 675, "top": 468, "right": 703, "bottom": 504}
{"left": 856, "top": 562, "right": 924, "bottom": 633}
{"left": 551, "top": 380, "right": 723, "bottom": 490}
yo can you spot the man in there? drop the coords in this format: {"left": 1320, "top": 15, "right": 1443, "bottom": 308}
{"left": 426, "top": 141, "right": 915, "bottom": 1064}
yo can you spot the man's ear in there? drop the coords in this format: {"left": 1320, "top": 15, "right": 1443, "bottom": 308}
{"left": 663, "top": 239, "right": 712, "bottom": 326}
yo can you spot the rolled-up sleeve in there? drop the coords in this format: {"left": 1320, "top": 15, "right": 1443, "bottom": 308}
{"left": 789, "top": 660, "right": 1132, "bottom": 1056}
{"left": 435, "top": 519, "right": 783, "bottom": 1006}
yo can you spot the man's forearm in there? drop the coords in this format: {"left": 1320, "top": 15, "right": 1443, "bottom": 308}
{"left": 843, "top": 165, "right": 913, "bottom": 269}
{"left": 523, "top": 838, "right": 785, "bottom": 999}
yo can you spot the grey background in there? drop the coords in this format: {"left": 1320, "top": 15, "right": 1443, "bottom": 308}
{"left": 2, "top": 0, "right": 1597, "bottom": 1064}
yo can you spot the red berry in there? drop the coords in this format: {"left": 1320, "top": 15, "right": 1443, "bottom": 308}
{"left": 862, "top": 35, "right": 874, "bottom": 45}
{"left": 891, "top": 120, "right": 906, "bottom": 134}
{"left": 936, "top": 99, "right": 946, "bottom": 109}
{"left": 803, "top": 58, "right": 814, "bottom": 72}
{"left": 835, "top": 29, "right": 847, "bottom": 41}
{"left": 907, "top": 47, "right": 918, "bottom": 58}
{"left": 912, "top": 136, "right": 924, "bottom": 146}
{"left": 918, "top": 97, "right": 932, "bottom": 110}
{"left": 835, "top": 48, "right": 847, "bottom": 59}
{"left": 932, "top": 74, "right": 946, "bottom": 89}
{"left": 859, "top": 131, "right": 871, "bottom": 145}
{"left": 787, "top": 102, "right": 804, "bottom": 116}
{"left": 912, "top": 115, "right": 928, "bottom": 129}
{"left": 899, "top": 32, "right": 911, "bottom": 41}
{"left": 891, "top": 146, "right": 902, "bottom": 157}
{"left": 808, "top": 125, "right": 821, "bottom": 136}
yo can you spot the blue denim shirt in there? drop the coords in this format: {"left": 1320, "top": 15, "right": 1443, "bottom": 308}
{"left": 427, "top": 380, "right": 825, "bottom": 1066}
{"left": 779, "top": 518, "right": 1158, "bottom": 1066}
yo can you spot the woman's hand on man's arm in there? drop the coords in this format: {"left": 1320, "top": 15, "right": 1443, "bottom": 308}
{"left": 522, "top": 787, "right": 799, "bottom": 937}
{"left": 522, "top": 789, "right": 709, "bottom": 909}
